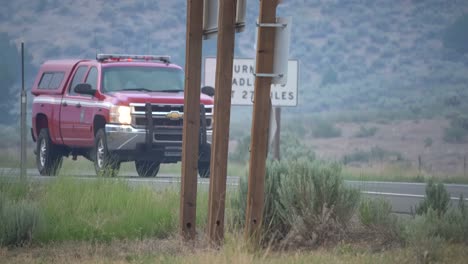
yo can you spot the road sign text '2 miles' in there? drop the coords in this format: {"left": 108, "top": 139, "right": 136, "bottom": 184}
{"left": 204, "top": 58, "right": 298, "bottom": 106}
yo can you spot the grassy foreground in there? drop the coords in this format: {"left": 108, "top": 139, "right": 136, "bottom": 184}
{"left": 0, "top": 177, "right": 209, "bottom": 244}
{"left": 1, "top": 239, "right": 467, "bottom": 264}
{"left": 2, "top": 159, "right": 467, "bottom": 263}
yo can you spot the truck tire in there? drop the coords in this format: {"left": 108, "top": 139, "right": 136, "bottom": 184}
{"left": 36, "top": 129, "right": 63, "bottom": 176}
{"left": 198, "top": 162, "right": 210, "bottom": 178}
{"left": 93, "top": 129, "right": 120, "bottom": 177}
{"left": 135, "top": 161, "right": 160, "bottom": 177}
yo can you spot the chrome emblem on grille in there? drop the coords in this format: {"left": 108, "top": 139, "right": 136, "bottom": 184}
{"left": 166, "top": 111, "right": 183, "bottom": 120}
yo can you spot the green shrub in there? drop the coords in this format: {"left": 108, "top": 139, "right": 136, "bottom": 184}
{"left": 354, "top": 126, "right": 378, "bottom": 138}
{"left": 438, "top": 206, "right": 468, "bottom": 243}
{"left": 429, "top": 195, "right": 468, "bottom": 243}
{"left": 416, "top": 180, "right": 450, "bottom": 216}
{"left": 0, "top": 178, "right": 42, "bottom": 246}
{"left": 342, "top": 146, "right": 403, "bottom": 164}
{"left": 406, "top": 192, "right": 467, "bottom": 253}
{"left": 0, "top": 177, "right": 30, "bottom": 202}
{"left": 231, "top": 159, "right": 360, "bottom": 246}
{"left": 404, "top": 210, "right": 445, "bottom": 263}
{"left": 404, "top": 203, "right": 468, "bottom": 261}
{"left": 0, "top": 194, "right": 41, "bottom": 246}
{"left": 311, "top": 120, "right": 342, "bottom": 138}
{"left": 359, "top": 198, "right": 402, "bottom": 240}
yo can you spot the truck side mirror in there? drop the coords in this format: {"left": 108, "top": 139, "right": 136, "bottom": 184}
{"left": 74, "top": 83, "right": 96, "bottom": 96}
{"left": 201, "top": 86, "right": 215, "bottom": 97}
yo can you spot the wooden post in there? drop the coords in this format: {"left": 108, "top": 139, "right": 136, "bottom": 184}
{"left": 180, "top": 0, "right": 204, "bottom": 241}
{"left": 245, "top": 0, "right": 279, "bottom": 242}
{"left": 273, "top": 107, "right": 281, "bottom": 161}
{"left": 207, "top": 0, "right": 237, "bottom": 245}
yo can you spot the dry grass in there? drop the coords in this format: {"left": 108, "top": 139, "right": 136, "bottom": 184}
{"left": 1, "top": 237, "right": 467, "bottom": 264}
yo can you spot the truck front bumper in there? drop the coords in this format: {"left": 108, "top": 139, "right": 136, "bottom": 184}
{"left": 105, "top": 124, "right": 146, "bottom": 151}
{"left": 105, "top": 124, "right": 213, "bottom": 152}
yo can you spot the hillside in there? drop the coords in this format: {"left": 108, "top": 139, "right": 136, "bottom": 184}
{"left": 0, "top": 0, "right": 468, "bottom": 121}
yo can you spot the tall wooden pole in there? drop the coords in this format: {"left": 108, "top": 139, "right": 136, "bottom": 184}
{"left": 207, "top": 0, "right": 237, "bottom": 245}
{"left": 245, "top": 0, "right": 279, "bottom": 242}
{"left": 180, "top": 0, "right": 204, "bottom": 241}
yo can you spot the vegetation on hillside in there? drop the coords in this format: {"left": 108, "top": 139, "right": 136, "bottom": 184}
{"left": 0, "top": 1, "right": 467, "bottom": 122}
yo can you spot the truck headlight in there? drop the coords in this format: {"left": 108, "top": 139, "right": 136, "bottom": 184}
{"left": 110, "top": 106, "right": 132, "bottom": 125}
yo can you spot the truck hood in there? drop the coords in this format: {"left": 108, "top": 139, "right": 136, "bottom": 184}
{"left": 107, "top": 91, "right": 214, "bottom": 106}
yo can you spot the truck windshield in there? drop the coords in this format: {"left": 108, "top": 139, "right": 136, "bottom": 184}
{"left": 101, "top": 67, "right": 184, "bottom": 93}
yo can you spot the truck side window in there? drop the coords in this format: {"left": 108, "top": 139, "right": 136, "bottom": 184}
{"left": 69, "top": 66, "right": 88, "bottom": 95}
{"left": 48, "top": 72, "right": 65, "bottom": 89}
{"left": 38, "top": 73, "right": 53, "bottom": 89}
{"left": 85, "top": 67, "right": 98, "bottom": 90}
{"left": 38, "top": 72, "right": 65, "bottom": 89}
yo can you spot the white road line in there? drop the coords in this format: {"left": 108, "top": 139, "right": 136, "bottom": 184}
{"left": 362, "top": 191, "right": 468, "bottom": 201}
{"left": 346, "top": 180, "right": 468, "bottom": 188}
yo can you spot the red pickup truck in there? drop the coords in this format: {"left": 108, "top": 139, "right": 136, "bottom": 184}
{"left": 31, "top": 54, "right": 213, "bottom": 177}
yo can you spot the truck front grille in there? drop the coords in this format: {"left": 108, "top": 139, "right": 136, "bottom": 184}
{"left": 135, "top": 118, "right": 184, "bottom": 127}
{"left": 130, "top": 103, "right": 213, "bottom": 144}
{"left": 135, "top": 117, "right": 212, "bottom": 127}
{"left": 134, "top": 105, "right": 184, "bottom": 113}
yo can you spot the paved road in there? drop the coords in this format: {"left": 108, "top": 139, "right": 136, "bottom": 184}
{"left": 2, "top": 168, "right": 467, "bottom": 214}
{"left": 347, "top": 180, "right": 468, "bottom": 213}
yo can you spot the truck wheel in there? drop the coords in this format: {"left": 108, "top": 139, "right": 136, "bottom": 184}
{"left": 135, "top": 161, "right": 160, "bottom": 177}
{"left": 36, "top": 129, "right": 63, "bottom": 176}
{"left": 198, "top": 162, "right": 210, "bottom": 178}
{"left": 94, "top": 129, "right": 120, "bottom": 177}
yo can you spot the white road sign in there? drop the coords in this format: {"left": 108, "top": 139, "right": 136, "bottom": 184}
{"left": 204, "top": 58, "right": 298, "bottom": 106}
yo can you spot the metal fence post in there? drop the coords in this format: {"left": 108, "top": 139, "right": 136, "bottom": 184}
{"left": 20, "top": 42, "right": 27, "bottom": 180}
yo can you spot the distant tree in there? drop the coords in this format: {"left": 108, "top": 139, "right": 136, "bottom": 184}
{"left": 443, "top": 14, "right": 468, "bottom": 54}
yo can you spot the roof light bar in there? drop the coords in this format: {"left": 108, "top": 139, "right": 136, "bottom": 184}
{"left": 96, "top": 54, "right": 171, "bottom": 64}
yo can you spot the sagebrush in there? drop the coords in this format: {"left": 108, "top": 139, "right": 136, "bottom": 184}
{"left": 231, "top": 159, "right": 360, "bottom": 247}
{"left": 359, "top": 198, "right": 402, "bottom": 241}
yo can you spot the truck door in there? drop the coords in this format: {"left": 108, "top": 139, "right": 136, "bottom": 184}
{"left": 78, "top": 67, "right": 99, "bottom": 144}
{"left": 60, "top": 65, "right": 89, "bottom": 146}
